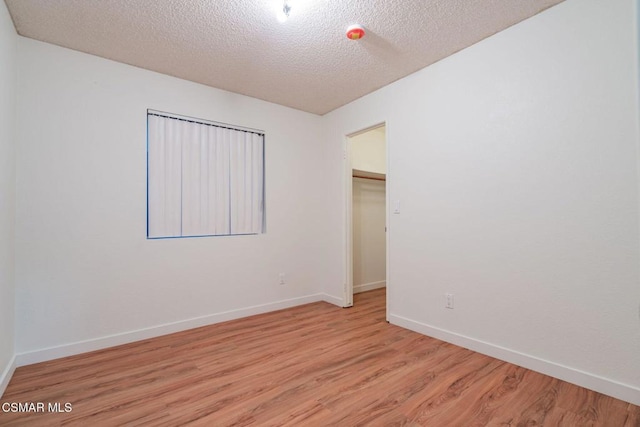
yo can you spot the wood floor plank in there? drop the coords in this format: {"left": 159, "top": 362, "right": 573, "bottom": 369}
{"left": 1, "top": 288, "right": 638, "bottom": 426}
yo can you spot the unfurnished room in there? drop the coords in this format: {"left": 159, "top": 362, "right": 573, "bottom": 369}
{"left": 1, "top": 0, "right": 639, "bottom": 425}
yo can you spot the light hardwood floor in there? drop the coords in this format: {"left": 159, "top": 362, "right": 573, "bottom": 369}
{"left": 1, "top": 289, "right": 639, "bottom": 426}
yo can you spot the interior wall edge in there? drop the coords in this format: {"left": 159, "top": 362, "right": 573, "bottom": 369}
{"left": 390, "top": 314, "right": 640, "bottom": 406}
{"left": 15, "top": 293, "right": 328, "bottom": 368}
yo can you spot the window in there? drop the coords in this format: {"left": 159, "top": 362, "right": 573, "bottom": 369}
{"left": 147, "top": 110, "right": 265, "bottom": 238}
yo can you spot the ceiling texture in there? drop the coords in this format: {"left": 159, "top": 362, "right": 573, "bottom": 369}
{"left": 4, "top": 0, "right": 564, "bottom": 115}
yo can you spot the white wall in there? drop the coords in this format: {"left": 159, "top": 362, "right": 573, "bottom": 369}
{"left": 14, "top": 37, "right": 333, "bottom": 362}
{"left": 351, "top": 127, "right": 386, "bottom": 174}
{"left": 352, "top": 178, "right": 386, "bottom": 292}
{"left": 324, "top": 0, "right": 640, "bottom": 405}
{"left": 0, "top": 0, "right": 17, "bottom": 396}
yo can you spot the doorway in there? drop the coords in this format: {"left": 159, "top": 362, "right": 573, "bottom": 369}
{"left": 345, "top": 124, "right": 387, "bottom": 318}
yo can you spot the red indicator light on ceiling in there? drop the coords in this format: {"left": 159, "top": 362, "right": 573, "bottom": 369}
{"left": 346, "top": 24, "right": 365, "bottom": 40}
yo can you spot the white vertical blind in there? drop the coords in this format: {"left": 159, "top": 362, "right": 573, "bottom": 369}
{"left": 148, "top": 114, "right": 182, "bottom": 237}
{"left": 147, "top": 112, "right": 264, "bottom": 238}
{"left": 230, "top": 131, "right": 264, "bottom": 234}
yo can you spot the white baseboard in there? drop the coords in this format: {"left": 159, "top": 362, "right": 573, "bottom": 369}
{"left": 16, "top": 294, "right": 327, "bottom": 367}
{"left": 321, "top": 293, "right": 344, "bottom": 307}
{"left": 390, "top": 314, "right": 640, "bottom": 406}
{"left": 0, "top": 354, "right": 16, "bottom": 398}
{"left": 354, "top": 281, "right": 386, "bottom": 294}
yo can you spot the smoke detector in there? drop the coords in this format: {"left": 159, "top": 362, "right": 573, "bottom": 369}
{"left": 346, "top": 24, "right": 365, "bottom": 40}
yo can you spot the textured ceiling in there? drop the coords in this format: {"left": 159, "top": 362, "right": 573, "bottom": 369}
{"left": 4, "top": 0, "right": 564, "bottom": 115}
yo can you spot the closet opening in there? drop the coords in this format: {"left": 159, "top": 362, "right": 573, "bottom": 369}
{"left": 345, "top": 124, "right": 388, "bottom": 319}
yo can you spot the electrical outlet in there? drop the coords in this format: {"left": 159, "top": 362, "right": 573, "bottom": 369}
{"left": 445, "top": 293, "right": 454, "bottom": 309}
{"left": 279, "top": 273, "right": 286, "bottom": 285}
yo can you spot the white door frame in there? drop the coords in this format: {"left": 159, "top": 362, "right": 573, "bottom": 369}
{"left": 344, "top": 122, "right": 389, "bottom": 321}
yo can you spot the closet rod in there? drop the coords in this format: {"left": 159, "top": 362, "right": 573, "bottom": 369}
{"left": 353, "top": 174, "right": 386, "bottom": 182}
